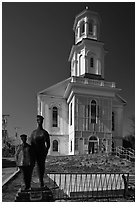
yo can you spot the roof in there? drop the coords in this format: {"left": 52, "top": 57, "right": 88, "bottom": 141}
{"left": 68, "top": 39, "right": 104, "bottom": 62}
{"left": 115, "top": 94, "right": 127, "bottom": 105}
{"left": 38, "top": 76, "right": 124, "bottom": 102}
{"left": 73, "top": 8, "right": 101, "bottom": 30}
{"left": 38, "top": 78, "right": 71, "bottom": 97}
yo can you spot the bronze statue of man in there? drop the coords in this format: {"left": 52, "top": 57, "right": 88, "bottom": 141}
{"left": 29, "top": 115, "right": 50, "bottom": 187}
{"left": 15, "top": 134, "right": 32, "bottom": 190}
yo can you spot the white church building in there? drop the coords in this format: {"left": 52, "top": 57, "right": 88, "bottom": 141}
{"left": 37, "top": 8, "right": 126, "bottom": 156}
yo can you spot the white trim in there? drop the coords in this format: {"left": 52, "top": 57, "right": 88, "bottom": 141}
{"left": 88, "top": 135, "right": 99, "bottom": 143}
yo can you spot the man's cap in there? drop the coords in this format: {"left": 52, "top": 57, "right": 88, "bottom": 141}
{"left": 37, "top": 115, "right": 44, "bottom": 120}
{"left": 20, "top": 134, "right": 27, "bottom": 138}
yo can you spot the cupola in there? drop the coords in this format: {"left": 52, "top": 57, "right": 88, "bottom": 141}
{"left": 73, "top": 7, "right": 101, "bottom": 44}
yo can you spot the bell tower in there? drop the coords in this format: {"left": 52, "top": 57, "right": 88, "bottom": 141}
{"left": 69, "top": 7, "right": 106, "bottom": 80}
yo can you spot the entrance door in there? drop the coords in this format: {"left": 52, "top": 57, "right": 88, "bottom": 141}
{"left": 88, "top": 135, "right": 98, "bottom": 154}
{"left": 88, "top": 142, "right": 94, "bottom": 154}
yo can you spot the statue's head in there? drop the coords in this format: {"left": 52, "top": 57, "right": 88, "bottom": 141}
{"left": 20, "top": 134, "right": 27, "bottom": 143}
{"left": 37, "top": 115, "right": 44, "bottom": 125}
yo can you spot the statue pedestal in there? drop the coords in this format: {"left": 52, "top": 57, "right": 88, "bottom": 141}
{"left": 15, "top": 186, "right": 54, "bottom": 202}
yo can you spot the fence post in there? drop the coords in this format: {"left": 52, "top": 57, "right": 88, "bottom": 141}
{"left": 122, "top": 174, "right": 129, "bottom": 198}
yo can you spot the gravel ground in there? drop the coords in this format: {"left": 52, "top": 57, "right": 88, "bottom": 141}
{"left": 45, "top": 153, "right": 135, "bottom": 174}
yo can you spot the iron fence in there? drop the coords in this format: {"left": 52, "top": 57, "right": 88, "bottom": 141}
{"left": 46, "top": 172, "right": 129, "bottom": 201}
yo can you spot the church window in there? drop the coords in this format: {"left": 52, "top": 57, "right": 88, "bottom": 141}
{"left": 70, "top": 103, "right": 72, "bottom": 125}
{"left": 89, "top": 21, "right": 93, "bottom": 34}
{"left": 39, "top": 102, "right": 42, "bottom": 115}
{"left": 91, "top": 100, "right": 97, "bottom": 123}
{"left": 84, "top": 138, "right": 88, "bottom": 145}
{"left": 90, "top": 57, "right": 94, "bottom": 68}
{"left": 79, "top": 55, "right": 82, "bottom": 75}
{"left": 80, "top": 21, "right": 85, "bottom": 36}
{"left": 75, "top": 137, "right": 78, "bottom": 150}
{"left": 97, "top": 105, "right": 100, "bottom": 118}
{"left": 70, "top": 140, "right": 72, "bottom": 152}
{"left": 82, "top": 23, "right": 85, "bottom": 33}
{"left": 52, "top": 106, "right": 58, "bottom": 127}
{"left": 75, "top": 28, "right": 78, "bottom": 38}
{"left": 112, "top": 112, "right": 115, "bottom": 131}
{"left": 53, "top": 140, "right": 58, "bottom": 152}
{"left": 84, "top": 104, "right": 90, "bottom": 130}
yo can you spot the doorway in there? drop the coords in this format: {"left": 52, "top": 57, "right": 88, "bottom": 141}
{"left": 88, "top": 135, "right": 98, "bottom": 154}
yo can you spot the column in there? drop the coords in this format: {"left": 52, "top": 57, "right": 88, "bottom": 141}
{"left": 77, "top": 21, "right": 80, "bottom": 39}
{"left": 85, "top": 17, "right": 88, "bottom": 37}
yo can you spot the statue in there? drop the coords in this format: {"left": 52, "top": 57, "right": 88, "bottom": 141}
{"left": 29, "top": 115, "right": 50, "bottom": 188}
{"left": 15, "top": 134, "right": 32, "bottom": 190}
{"left": 15, "top": 116, "right": 51, "bottom": 201}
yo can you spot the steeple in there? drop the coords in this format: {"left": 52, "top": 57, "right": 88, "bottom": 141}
{"left": 69, "top": 8, "right": 106, "bottom": 80}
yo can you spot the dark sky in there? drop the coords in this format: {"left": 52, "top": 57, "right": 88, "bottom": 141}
{"left": 2, "top": 2, "right": 135, "bottom": 138}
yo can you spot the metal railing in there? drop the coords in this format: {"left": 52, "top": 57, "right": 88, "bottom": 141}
{"left": 115, "top": 146, "right": 135, "bottom": 162}
{"left": 46, "top": 172, "right": 129, "bottom": 201}
{"left": 127, "top": 147, "right": 135, "bottom": 154}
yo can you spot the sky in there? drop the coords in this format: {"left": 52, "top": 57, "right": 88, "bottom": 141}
{"left": 2, "top": 2, "right": 135, "bottom": 140}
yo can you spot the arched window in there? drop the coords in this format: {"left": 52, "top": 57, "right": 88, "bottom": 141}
{"left": 52, "top": 106, "right": 58, "bottom": 127}
{"left": 53, "top": 140, "right": 58, "bottom": 152}
{"left": 90, "top": 57, "right": 94, "bottom": 68}
{"left": 89, "top": 21, "right": 93, "bottom": 34}
{"left": 75, "top": 27, "right": 78, "bottom": 39}
{"left": 70, "top": 140, "right": 72, "bottom": 152}
{"left": 112, "top": 112, "right": 115, "bottom": 131}
{"left": 80, "top": 21, "right": 85, "bottom": 36}
{"left": 84, "top": 104, "right": 90, "bottom": 130}
{"left": 91, "top": 100, "right": 97, "bottom": 123}
{"left": 82, "top": 23, "right": 85, "bottom": 33}
{"left": 79, "top": 55, "right": 82, "bottom": 75}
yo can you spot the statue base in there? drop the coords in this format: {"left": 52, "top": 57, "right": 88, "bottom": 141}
{"left": 15, "top": 186, "right": 54, "bottom": 202}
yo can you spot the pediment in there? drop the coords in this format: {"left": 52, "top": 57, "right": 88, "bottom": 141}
{"left": 38, "top": 78, "right": 71, "bottom": 97}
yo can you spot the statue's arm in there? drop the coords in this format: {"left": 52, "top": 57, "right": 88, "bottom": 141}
{"left": 28, "top": 132, "right": 34, "bottom": 145}
{"left": 45, "top": 131, "right": 50, "bottom": 150}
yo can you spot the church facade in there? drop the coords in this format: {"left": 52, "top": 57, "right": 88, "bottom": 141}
{"left": 37, "top": 8, "right": 126, "bottom": 156}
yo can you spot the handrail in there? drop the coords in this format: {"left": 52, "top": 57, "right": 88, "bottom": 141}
{"left": 115, "top": 146, "right": 135, "bottom": 162}
{"left": 116, "top": 146, "right": 134, "bottom": 155}
{"left": 127, "top": 147, "right": 135, "bottom": 154}
{"left": 117, "top": 146, "right": 134, "bottom": 155}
